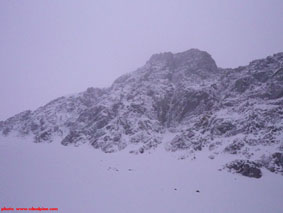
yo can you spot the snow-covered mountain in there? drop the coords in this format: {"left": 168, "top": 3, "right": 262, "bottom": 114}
{"left": 1, "top": 49, "right": 283, "bottom": 178}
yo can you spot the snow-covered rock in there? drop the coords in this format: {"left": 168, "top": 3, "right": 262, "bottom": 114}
{"left": 1, "top": 48, "right": 283, "bottom": 177}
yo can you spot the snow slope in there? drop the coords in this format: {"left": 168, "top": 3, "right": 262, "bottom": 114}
{"left": 1, "top": 136, "right": 282, "bottom": 213}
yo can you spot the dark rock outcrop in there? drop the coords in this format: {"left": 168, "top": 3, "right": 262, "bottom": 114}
{"left": 262, "top": 153, "right": 283, "bottom": 174}
{"left": 225, "top": 160, "right": 262, "bottom": 178}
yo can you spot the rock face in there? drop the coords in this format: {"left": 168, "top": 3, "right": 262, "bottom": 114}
{"left": 1, "top": 48, "right": 283, "bottom": 177}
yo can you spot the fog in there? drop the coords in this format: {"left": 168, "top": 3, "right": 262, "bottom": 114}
{"left": 1, "top": 0, "right": 283, "bottom": 120}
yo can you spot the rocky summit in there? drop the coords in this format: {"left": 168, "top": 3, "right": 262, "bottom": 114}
{"left": 1, "top": 49, "right": 283, "bottom": 177}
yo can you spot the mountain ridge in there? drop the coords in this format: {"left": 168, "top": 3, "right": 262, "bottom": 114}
{"left": 1, "top": 49, "right": 283, "bottom": 177}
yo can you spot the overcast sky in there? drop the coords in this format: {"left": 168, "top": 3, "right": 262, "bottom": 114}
{"left": 0, "top": 0, "right": 283, "bottom": 120}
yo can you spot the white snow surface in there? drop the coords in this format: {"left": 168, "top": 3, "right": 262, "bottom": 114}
{"left": 0, "top": 136, "right": 282, "bottom": 213}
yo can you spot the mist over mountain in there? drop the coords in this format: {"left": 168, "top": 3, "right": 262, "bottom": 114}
{"left": 1, "top": 49, "right": 283, "bottom": 178}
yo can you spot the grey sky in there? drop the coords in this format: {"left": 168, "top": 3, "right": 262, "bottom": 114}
{"left": 0, "top": 0, "right": 283, "bottom": 120}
